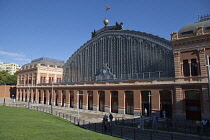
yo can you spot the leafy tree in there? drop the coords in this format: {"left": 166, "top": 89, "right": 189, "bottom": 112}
{"left": 0, "top": 71, "right": 17, "bottom": 85}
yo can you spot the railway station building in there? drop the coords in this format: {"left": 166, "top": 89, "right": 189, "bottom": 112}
{"left": 16, "top": 17, "right": 210, "bottom": 120}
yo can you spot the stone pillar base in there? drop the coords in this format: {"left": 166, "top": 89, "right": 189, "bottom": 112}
{"left": 65, "top": 104, "right": 70, "bottom": 108}
{"left": 58, "top": 103, "right": 62, "bottom": 107}
{"left": 40, "top": 101, "right": 44, "bottom": 104}
{"left": 46, "top": 102, "right": 50, "bottom": 105}
{"left": 105, "top": 107, "right": 111, "bottom": 113}
{"left": 74, "top": 105, "right": 79, "bottom": 109}
{"left": 134, "top": 110, "right": 141, "bottom": 116}
{"left": 83, "top": 105, "right": 88, "bottom": 110}
{"left": 118, "top": 109, "right": 125, "bottom": 114}
{"left": 93, "top": 106, "right": 98, "bottom": 111}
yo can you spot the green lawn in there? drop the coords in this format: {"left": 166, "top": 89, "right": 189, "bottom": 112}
{"left": 0, "top": 106, "right": 121, "bottom": 140}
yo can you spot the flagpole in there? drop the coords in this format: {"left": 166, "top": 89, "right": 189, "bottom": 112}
{"left": 105, "top": 9, "right": 107, "bottom": 19}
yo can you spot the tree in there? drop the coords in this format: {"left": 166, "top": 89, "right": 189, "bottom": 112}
{"left": 0, "top": 71, "right": 17, "bottom": 85}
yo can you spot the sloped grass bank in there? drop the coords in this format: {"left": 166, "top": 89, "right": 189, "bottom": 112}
{"left": 0, "top": 106, "right": 120, "bottom": 140}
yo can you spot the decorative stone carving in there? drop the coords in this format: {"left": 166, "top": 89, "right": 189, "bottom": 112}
{"left": 170, "top": 32, "right": 178, "bottom": 40}
{"left": 173, "top": 52, "right": 180, "bottom": 56}
{"left": 196, "top": 26, "right": 204, "bottom": 36}
{"left": 95, "top": 66, "right": 116, "bottom": 81}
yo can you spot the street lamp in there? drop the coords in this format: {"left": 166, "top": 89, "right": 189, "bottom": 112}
{"left": 12, "top": 95, "right": 14, "bottom": 103}
{"left": 28, "top": 84, "right": 30, "bottom": 109}
{"left": 4, "top": 84, "right": 6, "bottom": 106}
{"left": 51, "top": 82, "right": 54, "bottom": 115}
{"left": 77, "top": 91, "right": 84, "bottom": 125}
{"left": 148, "top": 92, "right": 153, "bottom": 117}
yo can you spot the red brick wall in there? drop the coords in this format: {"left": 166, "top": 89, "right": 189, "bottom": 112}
{"left": 0, "top": 86, "right": 16, "bottom": 98}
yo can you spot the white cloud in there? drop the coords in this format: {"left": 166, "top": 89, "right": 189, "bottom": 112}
{"left": 0, "top": 50, "right": 30, "bottom": 66}
{"left": 0, "top": 51, "right": 24, "bottom": 57}
{"left": 14, "top": 58, "right": 31, "bottom": 62}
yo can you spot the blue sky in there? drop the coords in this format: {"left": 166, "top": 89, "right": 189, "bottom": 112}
{"left": 0, "top": 0, "right": 209, "bottom": 66}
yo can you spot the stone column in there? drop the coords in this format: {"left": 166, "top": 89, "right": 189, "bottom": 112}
{"left": 46, "top": 90, "right": 50, "bottom": 105}
{"left": 83, "top": 90, "right": 88, "bottom": 110}
{"left": 57, "top": 90, "right": 62, "bottom": 107}
{"left": 19, "top": 90, "right": 22, "bottom": 101}
{"left": 23, "top": 90, "right": 26, "bottom": 102}
{"left": 173, "top": 86, "right": 185, "bottom": 119}
{"left": 93, "top": 90, "right": 99, "bottom": 111}
{"left": 16, "top": 89, "right": 19, "bottom": 101}
{"left": 40, "top": 90, "right": 44, "bottom": 104}
{"left": 151, "top": 90, "right": 160, "bottom": 116}
{"left": 201, "top": 85, "right": 210, "bottom": 119}
{"left": 118, "top": 90, "right": 125, "bottom": 114}
{"left": 51, "top": 89, "right": 56, "bottom": 106}
{"left": 31, "top": 89, "right": 34, "bottom": 103}
{"left": 133, "top": 90, "right": 141, "bottom": 116}
{"left": 174, "top": 52, "right": 181, "bottom": 78}
{"left": 198, "top": 49, "right": 207, "bottom": 76}
{"left": 35, "top": 89, "right": 39, "bottom": 104}
{"left": 65, "top": 90, "right": 70, "bottom": 108}
{"left": 105, "top": 90, "right": 111, "bottom": 113}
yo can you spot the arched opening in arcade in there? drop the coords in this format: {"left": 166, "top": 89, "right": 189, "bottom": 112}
{"left": 62, "top": 91, "right": 65, "bottom": 107}
{"left": 18, "top": 90, "right": 20, "bottom": 100}
{"left": 29, "top": 91, "right": 31, "bottom": 102}
{"left": 21, "top": 92, "right": 23, "bottom": 101}
{"left": 111, "top": 91, "right": 118, "bottom": 113}
{"left": 49, "top": 91, "right": 52, "bottom": 105}
{"left": 88, "top": 91, "right": 93, "bottom": 110}
{"left": 141, "top": 91, "right": 151, "bottom": 117}
{"left": 159, "top": 90, "right": 172, "bottom": 118}
{"left": 185, "top": 90, "right": 201, "bottom": 120}
{"left": 25, "top": 89, "right": 27, "bottom": 102}
{"left": 44, "top": 90, "right": 46, "bottom": 104}
{"left": 70, "top": 91, "right": 74, "bottom": 108}
{"left": 125, "top": 91, "right": 134, "bottom": 115}
{"left": 38, "top": 90, "right": 41, "bottom": 104}
{"left": 99, "top": 91, "right": 105, "bottom": 112}
{"left": 55, "top": 90, "right": 58, "bottom": 106}
{"left": 33, "top": 90, "right": 36, "bottom": 103}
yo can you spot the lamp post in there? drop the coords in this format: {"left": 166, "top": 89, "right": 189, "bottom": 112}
{"left": 148, "top": 92, "right": 153, "bottom": 117}
{"left": 28, "top": 84, "right": 30, "bottom": 109}
{"left": 51, "top": 82, "right": 53, "bottom": 115}
{"left": 76, "top": 91, "right": 84, "bottom": 125}
{"left": 12, "top": 95, "right": 14, "bottom": 103}
{"left": 205, "top": 55, "right": 210, "bottom": 109}
{"left": 4, "top": 84, "right": 6, "bottom": 106}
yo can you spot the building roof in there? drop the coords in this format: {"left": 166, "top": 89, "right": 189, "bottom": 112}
{"left": 178, "top": 19, "right": 210, "bottom": 36}
{"left": 22, "top": 57, "right": 64, "bottom": 68}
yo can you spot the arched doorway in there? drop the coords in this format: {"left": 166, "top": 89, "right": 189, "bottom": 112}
{"left": 88, "top": 91, "right": 93, "bottom": 110}
{"left": 111, "top": 91, "right": 118, "bottom": 113}
{"left": 160, "top": 90, "right": 172, "bottom": 118}
{"left": 56, "top": 91, "right": 59, "bottom": 106}
{"left": 141, "top": 91, "right": 150, "bottom": 117}
{"left": 125, "top": 91, "right": 134, "bottom": 115}
{"left": 62, "top": 91, "right": 66, "bottom": 107}
{"left": 99, "top": 91, "right": 105, "bottom": 112}
{"left": 39, "top": 90, "right": 41, "bottom": 103}
{"left": 44, "top": 90, "right": 46, "bottom": 104}
{"left": 185, "top": 90, "right": 201, "bottom": 120}
{"left": 70, "top": 91, "right": 74, "bottom": 108}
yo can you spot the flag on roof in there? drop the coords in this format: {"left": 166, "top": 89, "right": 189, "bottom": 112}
{"left": 106, "top": 6, "right": 110, "bottom": 10}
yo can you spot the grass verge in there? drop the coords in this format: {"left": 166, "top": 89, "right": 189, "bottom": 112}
{"left": 0, "top": 106, "right": 121, "bottom": 140}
